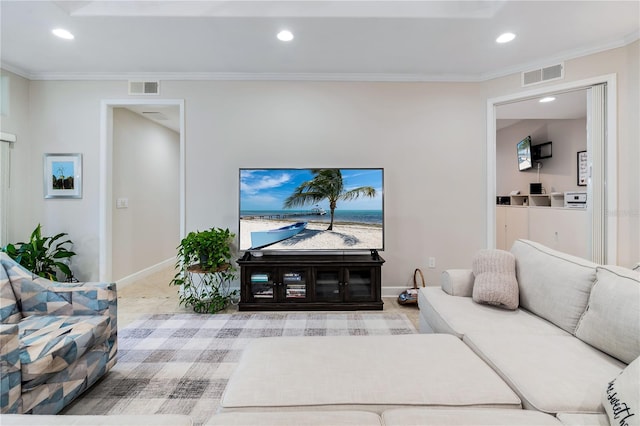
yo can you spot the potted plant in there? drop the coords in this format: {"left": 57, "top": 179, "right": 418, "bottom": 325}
{"left": 1, "top": 223, "right": 76, "bottom": 280}
{"left": 170, "top": 227, "right": 237, "bottom": 313}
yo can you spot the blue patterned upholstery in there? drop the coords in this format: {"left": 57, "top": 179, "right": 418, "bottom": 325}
{"left": 0, "top": 253, "right": 117, "bottom": 414}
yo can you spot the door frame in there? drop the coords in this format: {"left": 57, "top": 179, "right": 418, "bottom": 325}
{"left": 486, "top": 74, "right": 617, "bottom": 263}
{"left": 99, "top": 99, "right": 185, "bottom": 282}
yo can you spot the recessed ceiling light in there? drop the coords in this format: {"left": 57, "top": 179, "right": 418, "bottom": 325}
{"left": 496, "top": 32, "right": 516, "bottom": 44}
{"left": 52, "top": 28, "right": 74, "bottom": 40}
{"left": 539, "top": 97, "right": 556, "bottom": 103}
{"left": 277, "top": 30, "right": 294, "bottom": 42}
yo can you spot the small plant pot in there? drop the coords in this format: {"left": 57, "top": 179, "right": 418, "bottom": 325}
{"left": 192, "top": 297, "right": 229, "bottom": 314}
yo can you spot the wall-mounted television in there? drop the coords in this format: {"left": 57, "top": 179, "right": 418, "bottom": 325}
{"left": 517, "top": 136, "right": 533, "bottom": 171}
{"left": 239, "top": 168, "right": 384, "bottom": 252}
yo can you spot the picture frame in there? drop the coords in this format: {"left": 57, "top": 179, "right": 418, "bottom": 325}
{"left": 44, "top": 153, "right": 82, "bottom": 199}
{"left": 577, "top": 150, "right": 588, "bottom": 186}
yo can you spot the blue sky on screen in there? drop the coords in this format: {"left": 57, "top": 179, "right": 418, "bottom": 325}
{"left": 240, "top": 169, "right": 383, "bottom": 211}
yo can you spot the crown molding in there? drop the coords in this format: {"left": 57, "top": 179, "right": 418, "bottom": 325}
{"left": 4, "top": 33, "right": 638, "bottom": 83}
{"left": 11, "top": 71, "right": 482, "bottom": 83}
{"left": 481, "top": 31, "right": 640, "bottom": 82}
{"left": 0, "top": 62, "right": 31, "bottom": 80}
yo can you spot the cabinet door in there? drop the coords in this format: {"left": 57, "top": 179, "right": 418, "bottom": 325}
{"left": 314, "top": 267, "right": 343, "bottom": 302}
{"left": 344, "top": 267, "right": 376, "bottom": 302}
{"left": 245, "top": 267, "right": 277, "bottom": 302}
{"left": 496, "top": 206, "right": 507, "bottom": 250}
{"left": 505, "top": 207, "right": 529, "bottom": 250}
{"left": 281, "top": 267, "right": 309, "bottom": 302}
{"left": 529, "top": 208, "right": 589, "bottom": 258}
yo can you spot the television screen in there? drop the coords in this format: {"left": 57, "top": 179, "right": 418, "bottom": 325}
{"left": 239, "top": 168, "right": 384, "bottom": 252}
{"left": 517, "top": 136, "right": 533, "bottom": 171}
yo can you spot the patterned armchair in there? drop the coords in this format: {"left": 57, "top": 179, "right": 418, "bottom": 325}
{"left": 0, "top": 253, "right": 117, "bottom": 414}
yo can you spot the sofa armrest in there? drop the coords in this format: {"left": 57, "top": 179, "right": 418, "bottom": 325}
{"left": 441, "top": 269, "right": 475, "bottom": 297}
{"left": 1, "top": 323, "right": 22, "bottom": 414}
{"left": 24, "top": 281, "right": 118, "bottom": 358}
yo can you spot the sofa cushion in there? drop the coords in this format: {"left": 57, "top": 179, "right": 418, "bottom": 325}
{"left": 576, "top": 265, "right": 640, "bottom": 364}
{"left": 555, "top": 413, "right": 611, "bottom": 425}
{"left": 18, "top": 315, "right": 110, "bottom": 390}
{"left": 602, "top": 356, "right": 639, "bottom": 426}
{"left": 382, "top": 408, "right": 562, "bottom": 425}
{"left": 472, "top": 249, "right": 519, "bottom": 310}
{"left": 510, "top": 239, "right": 598, "bottom": 334}
{"left": 1, "top": 264, "right": 22, "bottom": 324}
{"left": 220, "top": 334, "right": 521, "bottom": 413}
{"left": 463, "top": 333, "right": 626, "bottom": 414}
{"left": 441, "top": 269, "right": 475, "bottom": 296}
{"left": 206, "top": 411, "right": 382, "bottom": 425}
{"left": 418, "top": 287, "right": 569, "bottom": 338}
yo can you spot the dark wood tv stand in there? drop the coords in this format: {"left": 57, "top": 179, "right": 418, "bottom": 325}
{"left": 237, "top": 253, "right": 384, "bottom": 311}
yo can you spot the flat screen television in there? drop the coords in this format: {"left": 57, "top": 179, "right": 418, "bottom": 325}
{"left": 517, "top": 136, "right": 533, "bottom": 171}
{"left": 239, "top": 168, "right": 384, "bottom": 252}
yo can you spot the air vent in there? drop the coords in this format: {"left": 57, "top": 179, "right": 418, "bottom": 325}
{"left": 521, "top": 63, "right": 564, "bottom": 87}
{"left": 128, "top": 80, "right": 160, "bottom": 95}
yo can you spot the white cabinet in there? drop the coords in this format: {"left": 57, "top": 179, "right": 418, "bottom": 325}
{"left": 496, "top": 196, "right": 589, "bottom": 258}
{"left": 496, "top": 206, "right": 529, "bottom": 250}
{"left": 528, "top": 208, "right": 589, "bottom": 259}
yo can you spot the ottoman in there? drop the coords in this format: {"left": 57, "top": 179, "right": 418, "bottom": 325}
{"left": 382, "top": 408, "right": 562, "bottom": 425}
{"left": 206, "top": 411, "right": 382, "bottom": 425}
{"left": 1, "top": 414, "right": 193, "bottom": 425}
{"left": 219, "top": 334, "right": 521, "bottom": 414}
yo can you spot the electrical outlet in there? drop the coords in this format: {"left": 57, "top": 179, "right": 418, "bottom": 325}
{"left": 428, "top": 257, "right": 436, "bottom": 269}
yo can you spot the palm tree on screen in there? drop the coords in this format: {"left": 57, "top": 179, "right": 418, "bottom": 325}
{"left": 283, "top": 169, "right": 376, "bottom": 230}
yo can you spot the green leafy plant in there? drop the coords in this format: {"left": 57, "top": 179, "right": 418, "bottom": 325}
{"left": 170, "top": 227, "right": 237, "bottom": 313}
{"left": 1, "top": 224, "right": 76, "bottom": 280}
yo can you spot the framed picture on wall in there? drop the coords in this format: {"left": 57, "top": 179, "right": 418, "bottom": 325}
{"left": 44, "top": 153, "right": 82, "bottom": 199}
{"left": 577, "top": 151, "right": 588, "bottom": 186}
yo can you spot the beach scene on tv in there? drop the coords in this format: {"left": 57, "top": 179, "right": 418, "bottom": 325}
{"left": 240, "top": 168, "right": 384, "bottom": 251}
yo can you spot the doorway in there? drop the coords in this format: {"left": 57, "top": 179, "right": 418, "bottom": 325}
{"left": 486, "top": 75, "right": 617, "bottom": 264}
{"left": 99, "top": 99, "right": 185, "bottom": 282}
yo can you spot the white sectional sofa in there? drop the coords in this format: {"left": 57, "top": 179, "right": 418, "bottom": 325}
{"left": 210, "top": 239, "right": 639, "bottom": 425}
{"left": 420, "top": 239, "right": 639, "bottom": 420}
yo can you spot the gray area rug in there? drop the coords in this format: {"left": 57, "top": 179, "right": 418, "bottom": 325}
{"left": 64, "top": 312, "right": 417, "bottom": 425}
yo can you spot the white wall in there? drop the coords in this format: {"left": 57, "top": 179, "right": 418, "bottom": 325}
{"left": 21, "top": 79, "right": 485, "bottom": 287}
{"left": 0, "top": 70, "right": 33, "bottom": 244}
{"left": 483, "top": 40, "right": 640, "bottom": 267}
{"left": 162, "top": 81, "right": 486, "bottom": 288}
{"left": 496, "top": 118, "right": 587, "bottom": 196}
{"left": 4, "top": 39, "right": 639, "bottom": 284}
{"left": 112, "top": 108, "right": 180, "bottom": 281}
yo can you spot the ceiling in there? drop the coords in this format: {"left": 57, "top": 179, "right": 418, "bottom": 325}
{"left": 1, "top": 1, "right": 638, "bottom": 81}
{"left": 495, "top": 89, "right": 588, "bottom": 130}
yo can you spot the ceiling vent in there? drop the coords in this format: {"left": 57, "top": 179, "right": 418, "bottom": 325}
{"left": 128, "top": 80, "right": 160, "bottom": 95}
{"left": 521, "top": 63, "right": 564, "bottom": 87}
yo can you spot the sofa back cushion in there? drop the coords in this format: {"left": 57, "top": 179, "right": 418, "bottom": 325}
{"left": 576, "top": 265, "right": 640, "bottom": 364}
{"left": 510, "top": 239, "right": 598, "bottom": 334}
{"left": 0, "top": 258, "right": 22, "bottom": 324}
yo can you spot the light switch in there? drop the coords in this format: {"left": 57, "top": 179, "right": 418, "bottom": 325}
{"left": 116, "top": 198, "right": 129, "bottom": 209}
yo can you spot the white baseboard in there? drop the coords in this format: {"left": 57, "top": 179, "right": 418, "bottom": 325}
{"left": 381, "top": 286, "right": 411, "bottom": 298}
{"left": 116, "top": 258, "right": 175, "bottom": 289}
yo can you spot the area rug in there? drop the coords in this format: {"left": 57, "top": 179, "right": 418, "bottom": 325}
{"left": 63, "top": 312, "right": 417, "bottom": 425}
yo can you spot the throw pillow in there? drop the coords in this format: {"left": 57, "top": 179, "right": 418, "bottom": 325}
{"left": 603, "top": 357, "right": 639, "bottom": 426}
{"left": 472, "top": 249, "right": 519, "bottom": 310}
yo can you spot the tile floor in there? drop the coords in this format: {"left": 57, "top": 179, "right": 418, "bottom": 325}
{"left": 117, "top": 266, "right": 421, "bottom": 329}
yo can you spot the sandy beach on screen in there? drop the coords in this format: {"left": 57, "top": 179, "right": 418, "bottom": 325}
{"left": 240, "top": 218, "right": 383, "bottom": 250}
